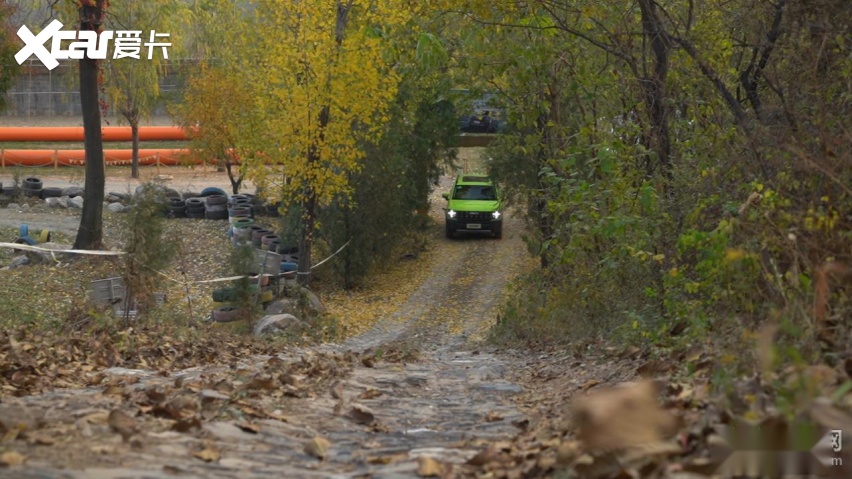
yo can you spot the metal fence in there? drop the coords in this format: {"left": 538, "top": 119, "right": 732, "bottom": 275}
{"left": 1, "top": 59, "right": 187, "bottom": 119}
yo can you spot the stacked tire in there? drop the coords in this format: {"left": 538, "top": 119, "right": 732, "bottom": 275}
{"left": 229, "top": 217, "right": 254, "bottom": 245}
{"left": 205, "top": 194, "right": 228, "bottom": 220}
{"left": 251, "top": 227, "right": 271, "bottom": 248}
{"left": 23, "top": 177, "right": 43, "bottom": 198}
{"left": 186, "top": 198, "right": 206, "bottom": 219}
{"left": 168, "top": 198, "right": 187, "bottom": 218}
{"left": 229, "top": 194, "right": 254, "bottom": 218}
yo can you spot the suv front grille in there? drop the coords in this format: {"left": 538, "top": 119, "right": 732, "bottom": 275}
{"left": 456, "top": 211, "right": 492, "bottom": 222}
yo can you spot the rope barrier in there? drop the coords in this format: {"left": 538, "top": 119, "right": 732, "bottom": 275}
{"left": 0, "top": 237, "right": 351, "bottom": 283}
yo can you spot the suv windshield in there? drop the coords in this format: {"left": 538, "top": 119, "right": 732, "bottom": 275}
{"left": 453, "top": 185, "right": 496, "bottom": 201}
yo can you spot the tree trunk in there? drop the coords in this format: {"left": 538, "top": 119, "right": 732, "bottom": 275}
{"left": 296, "top": 2, "right": 352, "bottom": 286}
{"left": 297, "top": 192, "right": 316, "bottom": 286}
{"left": 637, "top": 0, "right": 672, "bottom": 183}
{"left": 73, "top": 0, "right": 106, "bottom": 250}
{"left": 130, "top": 119, "right": 139, "bottom": 179}
{"left": 224, "top": 150, "right": 242, "bottom": 194}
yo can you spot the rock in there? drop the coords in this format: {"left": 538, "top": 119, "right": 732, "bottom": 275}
{"left": 303, "top": 288, "right": 326, "bottom": 315}
{"left": 57, "top": 196, "right": 69, "bottom": 208}
{"left": 68, "top": 196, "right": 84, "bottom": 209}
{"left": 280, "top": 285, "right": 326, "bottom": 318}
{"left": 7, "top": 203, "right": 19, "bottom": 209}
{"left": 23, "top": 243, "right": 71, "bottom": 264}
{"left": 7, "top": 255, "right": 30, "bottom": 269}
{"left": 62, "top": 186, "right": 84, "bottom": 198}
{"left": 45, "top": 197, "right": 60, "bottom": 208}
{"left": 264, "top": 298, "right": 300, "bottom": 316}
{"left": 106, "top": 193, "right": 123, "bottom": 203}
{"left": 108, "top": 191, "right": 129, "bottom": 200}
{"left": 252, "top": 314, "right": 304, "bottom": 337}
{"left": 107, "top": 203, "right": 127, "bottom": 213}
{"left": 20, "top": 203, "right": 29, "bottom": 209}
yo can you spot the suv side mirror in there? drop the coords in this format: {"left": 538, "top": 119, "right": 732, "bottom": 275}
{"left": 441, "top": 192, "right": 449, "bottom": 200}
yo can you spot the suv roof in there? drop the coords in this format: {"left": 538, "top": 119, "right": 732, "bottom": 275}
{"left": 457, "top": 174, "right": 492, "bottom": 185}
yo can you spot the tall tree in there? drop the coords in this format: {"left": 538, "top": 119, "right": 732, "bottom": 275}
{"left": 104, "top": 0, "right": 185, "bottom": 179}
{"left": 73, "top": 0, "right": 106, "bottom": 250}
{"left": 173, "top": 65, "right": 259, "bottom": 194}
{"left": 245, "top": 0, "right": 409, "bottom": 286}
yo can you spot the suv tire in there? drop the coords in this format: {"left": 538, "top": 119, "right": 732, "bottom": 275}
{"left": 445, "top": 223, "right": 455, "bottom": 239}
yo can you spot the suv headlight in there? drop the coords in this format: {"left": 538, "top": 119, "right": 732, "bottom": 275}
{"left": 492, "top": 211, "right": 501, "bottom": 219}
{"left": 447, "top": 210, "right": 457, "bottom": 218}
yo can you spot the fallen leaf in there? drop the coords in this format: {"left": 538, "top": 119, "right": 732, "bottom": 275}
{"left": 304, "top": 436, "right": 331, "bottom": 459}
{"left": 572, "top": 380, "right": 677, "bottom": 450}
{"left": 0, "top": 451, "right": 25, "bottom": 466}
{"left": 581, "top": 379, "right": 600, "bottom": 391}
{"left": 26, "top": 432, "right": 56, "bottom": 446}
{"left": 192, "top": 446, "right": 220, "bottom": 462}
{"left": 108, "top": 409, "right": 137, "bottom": 441}
{"left": 417, "top": 456, "right": 444, "bottom": 477}
{"left": 330, "top": 381, "right": 344, "bottom": 400}
{"left": 348, "top": 404, "right": 376, "bottom": 425}
{"left": 236, "top": 422, "right": 260, "bottom": 434}
{"left": 90, "top": 445, "right": 116, "bottom": 454}
{"left": 357, "top": 389, "right": 382, "bottom": 400}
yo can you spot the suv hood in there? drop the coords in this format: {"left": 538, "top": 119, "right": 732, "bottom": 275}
{"left": 449, "top": 200, "right": 500, "bottom": 211}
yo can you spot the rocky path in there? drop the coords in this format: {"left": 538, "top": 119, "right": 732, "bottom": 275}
{"left": 0, "top": 180, "right": 533, "bottom": 478}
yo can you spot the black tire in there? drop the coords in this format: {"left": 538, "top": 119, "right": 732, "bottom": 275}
{"left": 41, "top": 187, "right": 63, "bottom": 198}
{"left": 206, "top": 194, "right": 227, "bottom": 206}
{"left": 186, "top": 210, "right": 206, "bottom": 219}
{"left": 277, "top": 244, "right": 299, "bottom": 255}
{"left": 228, "top": 206, "right": 251, "bottom": 218}
{"left": 229, "top": 194, "right": 250, "bottom": 205}
{"left": 170, "top": 205, "right": 187, "bottom": 215}
{"left": 493, "top": 227, "right": 502, "bottom": 240}
{"left": 23, "top": 177, "right": 43, "bottom": 190}
{"left": 169, "top": 198, "right": 186, "bottom": 208}
{"left": 445, "top": 223, "right": 455, "bottom": 239}
{"left": 265, "top": 204, "right": 281, "bottom": 217}
{"left": 185, "top": 198, "right": 205, "bottom": 211}
{"left": 212, "top": 305, "right": 241, "bottom": 323}
{"left": 206, "top": 203, "right": 227, "bottom": 212}
{"left": 206, "top": 209, "right": 228, "bottom": 220}
{"left": 261, "top": 234, "right": 280, "bottom": 249}
{"left": 200, "top": 187, "right": 227, "bottom": 197}
{"left": 23, "top": 187, "right": 42, "bottom": 198}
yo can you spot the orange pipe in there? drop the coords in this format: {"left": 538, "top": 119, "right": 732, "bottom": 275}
{"left": 0, "top": 149, "right": 203, "bottom": 166}
{"left": 0, "top": 126, "right": 189, "bottom": 142}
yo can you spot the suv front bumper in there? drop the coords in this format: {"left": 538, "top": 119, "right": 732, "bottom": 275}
{"left": 446, "top": 211, "right": 502, "bottom": 232}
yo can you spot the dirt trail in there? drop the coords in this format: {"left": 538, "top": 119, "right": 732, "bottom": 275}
{"left": 1, "top": 175, "right": 535, "bottom": 478}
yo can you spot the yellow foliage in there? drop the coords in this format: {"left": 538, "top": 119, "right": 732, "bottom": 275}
{"left": 240, "top": 0, "right": 411, "bottom": 211}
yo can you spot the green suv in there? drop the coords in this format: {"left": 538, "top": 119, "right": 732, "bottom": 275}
{"left": 442, "top": 174, "right": 502, "bottom": 239}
